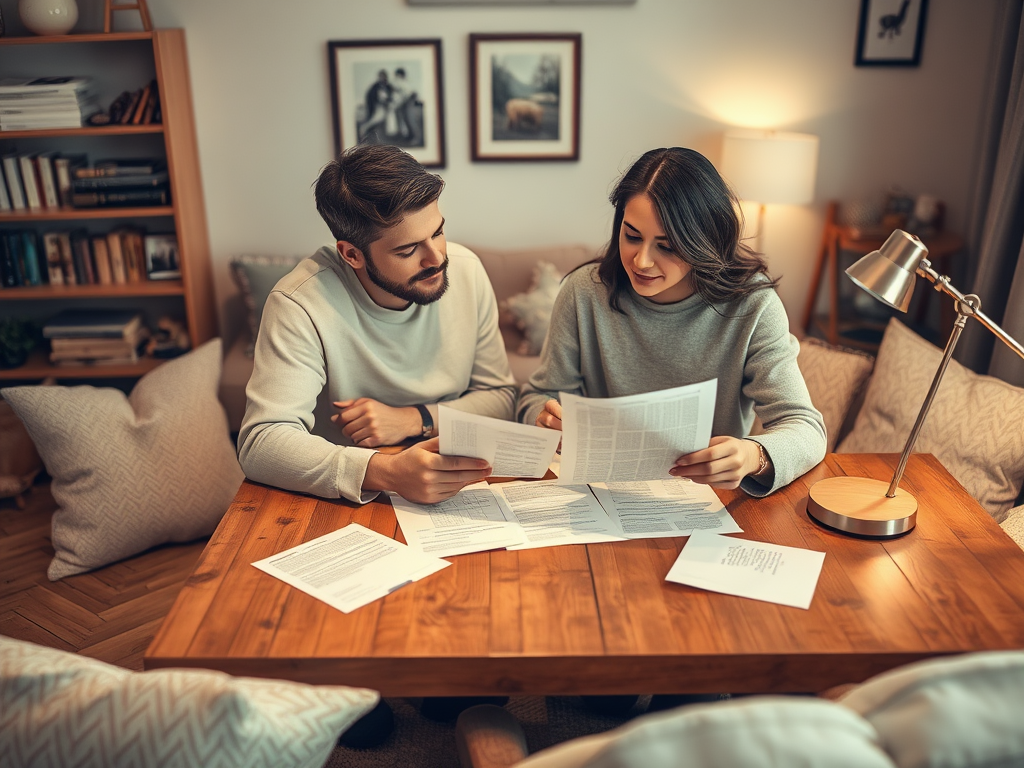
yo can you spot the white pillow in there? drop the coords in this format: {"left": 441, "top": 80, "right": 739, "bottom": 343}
{"left": 1001, "top": 504, "right": 1024, "bottom": 549}
{"left": 576, "top": 697, "right": 894, "bottom": 768}
{"left": 797, "top": 338, "right": 875, "bottom": 452}
{"left": 839, "top": 651, "right": 1024, "bottom": 768}
{"left": 837, "top": 319, "right": 1024, "bottom": 521}
{"left": 0, "top": 635, "right": 378, "bottom": 768}
{"left": 502, "top": 261, "right": 565, "bottom": 356}
{"left": 1, "top": 339, "right": 244, "bottom": 580}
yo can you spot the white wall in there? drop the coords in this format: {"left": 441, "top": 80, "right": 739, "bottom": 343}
{"left": 144, "top": 0, "right": 998, "bottom": 340}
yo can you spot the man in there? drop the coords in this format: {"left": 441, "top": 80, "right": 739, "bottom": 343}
{"left": 358, "top": 69, "right": 391, "bottom": 143}
{"left": 237, "top": 144, "right": 517, "bottom": 506}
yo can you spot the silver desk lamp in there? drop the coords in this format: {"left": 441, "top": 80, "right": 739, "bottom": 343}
{"left": 806, "top": 229, "right": 1024, "bottom": 538}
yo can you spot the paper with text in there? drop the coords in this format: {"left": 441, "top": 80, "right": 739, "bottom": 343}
{"left": 665, "top": 532, "right": 825, "bottom": 610}
{"left": 439, "top": 405, "right": 562, "bottom": 478}
{"left": 589, "top": 479, "right": 742, "bottom": 538}
{"left": 389, "top": 482, "right": 525, "bottom": 558}
{"left": 252, "top": 523, "right": 449, "bottom": 614}
{"left": 557, "top": 380, "right": 717, "bottom": 485}
{"left": 491, "top": 480, "right": 624, "bottom": 550}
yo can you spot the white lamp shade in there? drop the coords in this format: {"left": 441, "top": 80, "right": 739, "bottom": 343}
{"left": 721, "top": 130, "right": 819, "bottom": 205}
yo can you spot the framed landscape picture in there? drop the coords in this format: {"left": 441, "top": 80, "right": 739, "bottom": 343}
{"left": 855, "top": 0, "right": 929, "bottom": 67}
{"left": 469, "top": 33, "right": 581, "bottom": 162}
{"left": 328, "top": 38, "right": 446, "bottom": 167}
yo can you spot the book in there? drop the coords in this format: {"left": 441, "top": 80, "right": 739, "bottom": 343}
{"left": 141, "top": 82, "right": 159, "bottom": 124}
{"left": 106, "top": 230, "right": 127, "bottom": 284}
{"left": 0, "top": 162, "right": 10, "bottom": 211}
{"left": 41, "top": 233, "right": 64, "bottom": 286}
{"left": 70, "top": 230, "right": 94, "bottom": 285}
{"left": 43, "top": 309, "right": 143, "bottom": 339}
{"left": 0, "top": 234, "right": 21, "bottom": 287}
{"left": 53, "top": 155, "right": 87, "bottom": 207}
{"left": 36, "top": 152, "right": 60, "bottom": 209}
{"left": 19, "top": 155, "right": 42, "bottom": 210}
{"left": 74, "top": 158, "right": 166, "bottom": 178}
{"left": 4, "top": 232, "right": 27, "bottom": 286}
{"left": 120, "top": 88, "right": 144, "bottom": 125}
{"left": 54, "top": 231, "right": 77, "bottom": 285}
{"left": 131, "top": 82, "right": 152, "bottom": 125}
{"left": 122, "top": 229, "right": 145, "bottom": 282}
{"left": 2, "top": 154, "right": 26, "bottom": 210}
{"left": 50, "top": 327, "right": 149, "bottom": 355}
{"left": 71, "top": 172, "right": 169, "bottom": 191}
{"left": 71, "top": 187, "right": 170, "bottom": 208}
{"left": 90, "top": 235, "right": 113, "bottom": 285}
{"left": 20, "top": 231, "right": 44, "bottom": 286}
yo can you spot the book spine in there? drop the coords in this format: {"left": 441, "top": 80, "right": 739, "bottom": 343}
{"left": 37, "top": 155, "right": 60, "bottom": 209}
{"left": 41, "top": 233, "right": 64, "bottom": 286}
{"left": 0, "top": 234, "right": 20, "bottom": 288}
{"left": 55, "top": 232, "right": 77, "bottom": 286}
{"left": 106, "top": 231, "right": 127, "bottom": 284}
{"left": 71, "top": 173, "right": 169, "bottom": 190}
{"left": 70, "top": 231, "right": 95, "bottom": 285}
{"left": 18, "top": 155, "right": 42, "bottom": 210}
{"left": 71, "top": 188, "right": 170, "bottom": 208}
{"left": 21, "top": 231, "right": 44, "bottom": 286}
{"left": 3, "top": 156, "right": 26, "bottom": 210}
{"left": 90, "top": 236, "right": 113, "bottom": 285}
{"left": 0, "top": 162, "right": 10, "bottom": 211}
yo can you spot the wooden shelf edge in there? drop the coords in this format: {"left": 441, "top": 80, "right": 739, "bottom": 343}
{"left": 0, "top": 124, "right": 164, "bottom": 139}
{"left": 0, "top": 280, "right": 184, "bottom": 300}
{"left": 0, "top": 32, "right": 155, "bottom": 45}
{"left": 0, "top": 206, "right": 174, "bottom": 221}
{"left": 0, "top": 351, "right": 164, "bottom": 381}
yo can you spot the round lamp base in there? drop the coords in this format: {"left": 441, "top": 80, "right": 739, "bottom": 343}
{"left": 807, "top": 477, "right": 917, "bottom": 538}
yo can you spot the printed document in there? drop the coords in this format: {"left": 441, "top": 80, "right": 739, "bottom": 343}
{"left": 665, "top": 532, "right": 825, "bottom": 610}
{"left": 252, "top": 523, "right": 449, "bottom": 614}
{"left": 389, "top": 482, "right": 525, "bottom": 558}
{"left": 589, "top": 479, "right": 742, "bottom": 538}
{"left": 439, "top": 405, "right": 562, "bottom": 478}
{"left": 491, "top": 480, "right": 624, "bottom": 550}
{"left": 557, "top": 380, "right": 717, "bottom": 485}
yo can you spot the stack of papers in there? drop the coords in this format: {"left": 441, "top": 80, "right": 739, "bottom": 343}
{"left": 0, "top": 77, "right": 98, "bottom": 131}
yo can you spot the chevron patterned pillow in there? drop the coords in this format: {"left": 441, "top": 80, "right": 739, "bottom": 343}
{"left": 0, "top": 636, "right": 379, "bottom": 768}
{"left": 1, "top": 339, "right": 245, "bottom": 580}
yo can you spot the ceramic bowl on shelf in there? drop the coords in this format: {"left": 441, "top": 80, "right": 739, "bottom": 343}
{"left": 18, "top": 0, "right": 78, "bottom": 36}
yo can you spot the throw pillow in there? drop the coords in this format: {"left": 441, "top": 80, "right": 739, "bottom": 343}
{"left": 1001, "top": 504, "right": 1024, "bottom": 550}
{"left": 797, "top": 338, "right": 875, "bottom": 452}
{"left": 0, "top": 635, "right": 378, "bottom": 768}
{"left": 839, "top": 651, "right": 1024, "bottom": 768}
{"left": 1, "top": 339, "right": 244, "bottom": 580}
{"left": 230, "top": 254, "right": 305, "bottom": 355}
{"left": 502, "top": 261, "right": 564, "bottom": 356}
{"left": 837, "top": 319, "right": 1024, "bottom": 521}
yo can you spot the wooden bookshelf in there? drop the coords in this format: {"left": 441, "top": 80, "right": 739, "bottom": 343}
{"left": 0, "top": 29, "right": 215, "bottom": 382}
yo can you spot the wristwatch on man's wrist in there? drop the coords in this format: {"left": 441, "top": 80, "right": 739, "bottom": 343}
{"left": 415, "top": 404, "right": 433, "bottom": 439}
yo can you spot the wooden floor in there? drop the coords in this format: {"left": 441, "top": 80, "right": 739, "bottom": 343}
{"left": 0, "top": 479, "right": 207, "bottom": 670}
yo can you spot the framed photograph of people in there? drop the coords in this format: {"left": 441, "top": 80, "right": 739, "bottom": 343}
{"left": 328, "top": 38, "right": 446, "bottom": 167}
{"left": 469, "top": 33, "right": 581, "bottom": 162}
{"left": 855, "top": 0, "right": 929, "bottom": 67}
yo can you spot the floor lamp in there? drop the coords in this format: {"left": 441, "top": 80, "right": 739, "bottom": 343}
{"left": 720, "top": 129, "right": 819, "bottom": 253}
{"left": 806, "top": 229, "right": 1024, "bottom": 538}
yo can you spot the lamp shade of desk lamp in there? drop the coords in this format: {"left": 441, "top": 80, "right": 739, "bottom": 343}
{"left": 806, "top": 230, "right": 1024, "bottom": 538}
{"left": 720, "top": 130, "right": 819, "bottom": 251}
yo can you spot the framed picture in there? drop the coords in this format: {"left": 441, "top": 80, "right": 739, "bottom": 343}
{"left": 144, "top": 234, "right": 180, "bottom": 280}
{"left": 328, "top": 39, "right": 446, "bottom": 168}
{"left": 855, "top": 0, "right": 929, "bottom": 67}
{"left": 470, "top": 33, "right": 581, "bottom": 162}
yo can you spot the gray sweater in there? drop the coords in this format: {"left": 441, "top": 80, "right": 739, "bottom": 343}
{"left": 238, "top": 243, "right": 517, "bottom": 503}
{"left": 517, "top": 264, "right": 826, "bottom": 496}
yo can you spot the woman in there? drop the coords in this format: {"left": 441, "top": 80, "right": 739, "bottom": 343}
{"left": 517, "top": 147, "right": 825, "bottom": 495}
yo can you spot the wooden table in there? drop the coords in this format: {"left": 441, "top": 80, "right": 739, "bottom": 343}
{"left": 145, "top": 454, "right": 1024, "bottom": 695}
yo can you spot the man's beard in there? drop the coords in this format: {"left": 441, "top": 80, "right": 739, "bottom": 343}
{"left": 364, "top": 254, "right": 450, "bottom": 305}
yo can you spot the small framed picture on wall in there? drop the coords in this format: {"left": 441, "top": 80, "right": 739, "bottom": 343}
{"left": 855, "top": 0, "right": 929, "bottom": 67}
{"left": 144, "top": 234, "right": 180, "bottom": 280}
{"left": 469, "top": 33, "right": 581, "bottom": 162}
{"left": 328, "top": 38, "right": 446, "bottom": 167}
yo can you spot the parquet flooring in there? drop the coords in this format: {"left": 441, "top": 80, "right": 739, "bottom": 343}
{"left": 0, "top": 479, "right": 207, "bottom": 670}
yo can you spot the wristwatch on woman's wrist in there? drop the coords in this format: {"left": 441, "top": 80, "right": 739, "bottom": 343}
{"left": 415, "top": 404, "right": 433, "bottom": 438}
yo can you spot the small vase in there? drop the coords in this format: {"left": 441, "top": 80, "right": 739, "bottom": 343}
{"left": 18, "top": 0, "right": 78, "bottom": 36}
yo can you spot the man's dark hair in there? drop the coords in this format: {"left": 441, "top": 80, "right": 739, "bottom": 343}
{"left": 314, "top": 144, "right": 445, "bottom": 254}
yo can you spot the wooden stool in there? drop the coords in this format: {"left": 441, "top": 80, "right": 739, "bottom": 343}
{"left": 104, "top": 0, "right": 152, "bottom": 32}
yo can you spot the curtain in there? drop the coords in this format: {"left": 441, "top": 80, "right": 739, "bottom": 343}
{"left": 957, "top": 1, "right": 1024, "bottom": 386}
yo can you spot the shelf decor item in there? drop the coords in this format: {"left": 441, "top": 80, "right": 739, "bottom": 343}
{"left": 470, "top": 33, "right": 581, "bottom": 162}
{"left": 806, "top": 229, "right": 1024, "bottom": 538}
{"left": 855, "top": 0, "right": 929, "bottom": 67}
{"left": 328, "top": 38, "right": 446, "bottom": 168}
{"left": 18, "top": 0, "right": 78, "bottom": 36}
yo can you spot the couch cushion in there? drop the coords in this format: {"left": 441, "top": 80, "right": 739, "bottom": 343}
{"left": 1001, "top": 504, "right": 1024, "bottom": 550}
{"left": 503, "top": 260, "right": 566, "bottom": 356}
{"left": 1, "top": 339, "right": 244, "bottom": 580}
{"left": 467, "top": 243, "right": 594, "bottom": 304}
{"left": 839, "top": 651, "right": 1024, "bottom": 768}
{"left": 797, "top": 338, "right": 875, "bottom": 452}
{"left": 0, "top": 635, "right": 378, "bottom": 768}
{"left": 837, "top": 319, "right": 1024, "bottom": 521}
{"left": 230, "top": 254, "right": 306, "bottom": 355}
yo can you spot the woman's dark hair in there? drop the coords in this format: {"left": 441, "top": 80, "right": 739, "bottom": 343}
{"left": 596, "top": 147, "right": 777, "bottom": 312}
{"left": 314, "top": 144, "right": 444, "bottom": 254}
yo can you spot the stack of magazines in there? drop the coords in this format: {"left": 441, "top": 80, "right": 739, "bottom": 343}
{"left": 44, "top": 309, "right": 150, "bottom": 366}
{"left": 0, "top": 77, "right": 99, "bottom": 131}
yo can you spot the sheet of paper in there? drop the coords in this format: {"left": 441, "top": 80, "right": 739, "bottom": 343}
{"left": 438, "top": 405, "right": 562, "bottom": 478}
{"left": 665, "top": 532, "right": 825, "bottom": 610}
{"left": 589, "top": 478, "right": 742, "bottom": 539}
{"left": 251, "top": 523, "right": 450, "bottom": 614}
{"left": 557, "top": 380, "right": 717, "bottom": 485}
{"left": 491, "top": 480, "right": 625, "bottom": 550}
{"left": 389, "top": 482, "right": 526, "bottom": 558}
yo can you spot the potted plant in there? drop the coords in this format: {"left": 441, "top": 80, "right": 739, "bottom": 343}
{"left": 0, "top": 317, "right": 39, "bottom": 369}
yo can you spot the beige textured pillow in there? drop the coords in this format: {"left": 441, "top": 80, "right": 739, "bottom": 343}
{"left": 0, "top": 636, "right": 378, "bottom": 768}
{"left": 1, "top": 339, "right": 244, "bottom": 580}
{"left": 797, "top": 338, "right": 875, "bottom": 452}
{"left": 837, "top": 319, "right": 1024, "bottom": 521}
{"left": 840, "top": 651, "right": 1024, "bottom": 768}
{"left": 1001, "top": 505, "right": 1024, "bottom": 550}
{"left": 502, "top": 261, "right": 565, "bottom": 355}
